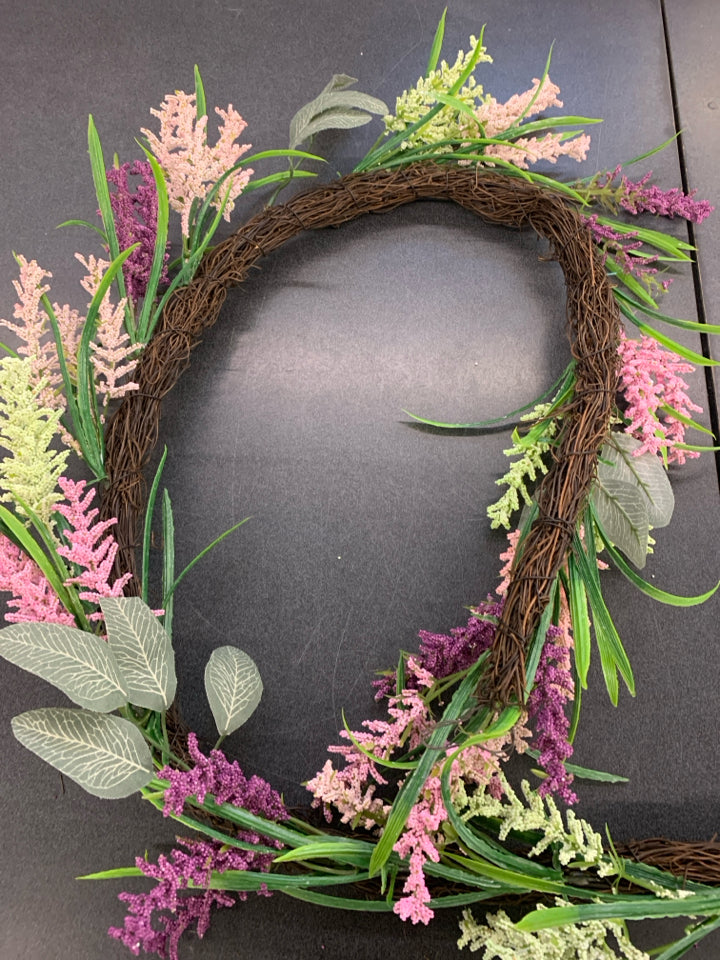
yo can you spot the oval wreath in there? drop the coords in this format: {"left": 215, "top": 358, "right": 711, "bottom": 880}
{"left": 1, "top": 26, "right": 719, "bottom": 960}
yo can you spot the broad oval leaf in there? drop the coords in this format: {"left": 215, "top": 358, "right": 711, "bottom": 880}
{"left": 204, "top": 646, "right": 263, "bottom": 738}
{"left": 0, "top": 622, "right": 127, "bottom": 712}
{"left": 12, "top": 707, "right": 154, "bottom": 799}
{"left": 591, "top": 476, "right": 649, "bottom": 569}
{"left": 101, "top": 597, "right": 176, "bottom": 711}
{"left": 598, "top": 434, "right": 674, "bottom": 527}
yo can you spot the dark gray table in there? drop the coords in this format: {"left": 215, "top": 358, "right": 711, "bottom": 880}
{"left": 1, "top": 1, "right": 719, "bottom": 957}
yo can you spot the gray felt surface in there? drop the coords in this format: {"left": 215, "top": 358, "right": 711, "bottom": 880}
{"left": 1, "top": 1, "right": 719, "bottom": 958}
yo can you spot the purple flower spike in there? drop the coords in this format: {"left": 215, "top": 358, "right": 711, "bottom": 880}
{"left": 106, "top": 160, "right": 170, "bottom": 304}
{"left": 527, "top": 625, "right": 577, "bottom": 804}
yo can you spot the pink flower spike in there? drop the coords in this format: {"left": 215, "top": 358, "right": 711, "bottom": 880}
{"left": 55, "top": 477, "right": 132, "bottom": 614}
{"left": 141, "top": 91, "right": 254, "bottom": 237}
{"left": 0, "top": 534, "right": 74, "bottom": 626}
{"left": 617, "top": 331, "right": 702, "bottom": 464}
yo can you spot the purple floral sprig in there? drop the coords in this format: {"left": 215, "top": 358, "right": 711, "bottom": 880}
{"left": 373, "top": 599, "right": 503, "bottom": 700}
{"left": 111, "top": 734, "right": 287, "bottom": 959}
{"left": 106, "top": 160, "right": 170, "bottom": 305}
{"left": 578, "top": 164, "right": 714, "bottom": 224}
{"left": 527, "top": 625, "right": 577, "bottom": 805}
{"left": 581, "top": 214, "right": 671, "bottom": 297}
{"left": 158, "top": 732, "right": 288, "bottom": 822}
{"left": 109, "top": 838, "right": 271, "bottom": 960}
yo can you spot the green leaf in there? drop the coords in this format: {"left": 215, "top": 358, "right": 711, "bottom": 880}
{"left": 12, "top": 707, "right": 154, "bottom": 799}
{"left": 614, "top": 289, "right": 720, "bottom": 334}
{"left": 516, "top": 890, "right": 720, "bottom": 930}
{"left": 100, "top": 597, "right": 176, "bottom": 711}
{"left": 622, "top": 310, "right": 720, "bottom": 367}
{"left": 572, "top": 528, "right": 635, "bottom": 705}
{"left": 590, "top": 476, "right": 650, "bottom": 569}
{"left": 204, "top": 646, "right": 263, "bottom": 738}
{"left": 591, "top": 506, "right": 720, "bottom": 607}
{"left": 0, "top": 622, "right": 127, "bottom": 711}
{"left": 194, "top": 64, "right": 207, "bottom": 121}
{"left": 426, "top": 9, "right": 447, "bottom": 76}
{"left": 605, "top": 253, "right": 658, "bottom": 308}
{"left": 403, "top": 361, "right": 576, "bottom": 429}
{"left": 596, "top": 216, "right": 694, "bottom": 259}
{"left": 291, "top": 108, "right": 377, "bottom": 147}
{"left": 659, "top": 403, "right": 714, "bottom": 437}
{"left": 141, "top": 447, "right": 168, "bottom": 603}
{"left": 88, "top": 115, "right": 135, "bottom": 340}
{"left": 289, "top": 82, "right": 388, "bottom": 150}
{"left": 653, "top": 914, "right": 720, "bottom": 960}
{"left": 164, "top": 517, "right": 250, "bottom": 604}
{"left": 567, "top": 555, "right": 591, "bottom": 688}
{"left": 135, "top": 147, "right": 169, "bottom": 343}
{"left": 598, "top": 433, "right": 674, "bottom": 528}
{"left": 161, "top": 488, "right": 175, "bottom": 638}
{"left": 525, "top": 748, "right": 628, "bottom": 782}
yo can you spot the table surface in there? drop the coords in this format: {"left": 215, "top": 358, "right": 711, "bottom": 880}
{"left": 1, "top": 1, "right": 719, "bottom": 957}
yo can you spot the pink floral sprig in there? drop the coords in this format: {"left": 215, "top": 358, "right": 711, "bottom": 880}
{"left": 0, "top": 534, "right": 74, "bottom": 626}
{"left": 467, "top": 76, "right": 591, "bottom": 169}
{"left": 76, "top": 254, "right": 139, "bottom": 412}
{"left": 0, "top": 256, "right": 78, "bottom": 414}
{"left": 54, "top": 477, "right": 132, "bottom": 614}
{"left": 141, "top": 91, "right": 253, "bottom": 238}
{"left": 106, "top": 160, "right": 170, "bottom": 304}
{"left": 617, "top": 330, "right": 702, "bottom": 464}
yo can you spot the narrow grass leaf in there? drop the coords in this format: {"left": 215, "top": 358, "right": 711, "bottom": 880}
{"left": 161, "top": 489, "right": 175, "bottom": 638}
{"left": 426, "top": 9, "right": 447, "bottom": 76}
{"left": 141, "top": 447, "right": 168, "bottom": 603}
{"left": 591, "top": 507, "right": 719, "bottom": 607}
{"left": 567, "top": 554, "right": 591, "bottom": 687}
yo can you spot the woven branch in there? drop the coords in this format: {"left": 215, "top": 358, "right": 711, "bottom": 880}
{"left": 102, "top": 163, "right": 620, "bottom": 709}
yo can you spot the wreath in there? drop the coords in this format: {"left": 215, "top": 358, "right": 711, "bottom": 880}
{"left": 1, "top": 17, "right": 719, "bottom": 959}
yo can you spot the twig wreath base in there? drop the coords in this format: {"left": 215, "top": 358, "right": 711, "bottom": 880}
{"left": 102, "top": 162, "right": 620, "bottom": 698}
{"left": 100, "top": 162, "right": 720, "bottom": 885}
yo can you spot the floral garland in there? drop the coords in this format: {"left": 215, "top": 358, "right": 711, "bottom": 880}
{"left": 1, "top": 16, "right": 719, "bottom": 960}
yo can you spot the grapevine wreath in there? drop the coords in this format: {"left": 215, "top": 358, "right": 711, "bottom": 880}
{"left": 2, "top": 17, "right": 720, "bottom": 959}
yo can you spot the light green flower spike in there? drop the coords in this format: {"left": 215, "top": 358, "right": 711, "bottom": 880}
{"left": 384, "top": 37, "right": 492, "bottom": 151}
{"left": 457, "top": 903, "right": 650, "bottom": 959}
{"left": 459, "top": 774, "right": 616, "bottom": 878}
{"left": 487, "top": 404, "right": 557, "bottom": 530}
{"left": 0, "top": 356, "right": 70, "bottom": 524}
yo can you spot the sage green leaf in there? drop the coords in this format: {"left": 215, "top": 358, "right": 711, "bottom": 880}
{"left": 204, "top": 646, "right": 263, "bottom": 737}
{"left": 598, "top": 434, "right": 674, "bottom": 527}
{"left": 12, "top": 707, "right": 154, "bottom": 799}
{"left": 0, "top": 622, "right": 127, "bottom": 711}
{"left": 321, "top": 73, "right": 358, "bottom": 94}
{"left": 590, "top": 476, "right": 649, "bottom": 569}
{"left": 291, "top": 109, "right": 375, "bottom": 148}
{"left": 101, "top": 597, "right": 176, "bottom": 711}
{"left": 289, "top": 79, "right": 388, "bottom": 149}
